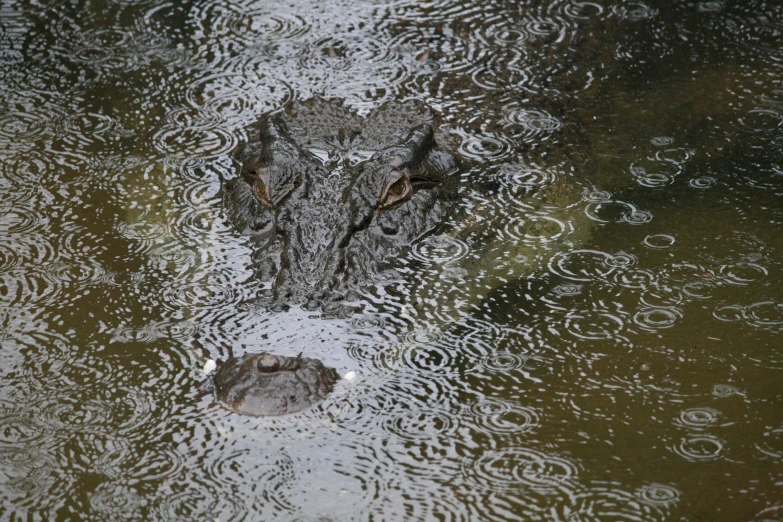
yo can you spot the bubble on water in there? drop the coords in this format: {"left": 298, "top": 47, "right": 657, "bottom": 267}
{"left": 633, "top": 307, "right": 681, "bottom": 331}
{"left": 623, "top": 209, "right": 653, "bottom": 224}
{"left": 635, "top": 483, "right": 680, "bottom": 507}
{"left": 676, "top": 407, "right": 720, "bottom": 429}
{"left": 671, "top": 435, "right": 724, "bottom": 461}
{"left": 650, "top": 136, "right": 674, "bottom": 146}
{"left": 583, "top": 190, "right": 612, "bottom": 203}
{"left": 411, "top": 235, "right": 469, "bottom": 263}
{"left": 697, "top": 1, "right": 725, "bottom": 12}
{"left": 635, "top": 170, "right": 674, "bottom": 187}
{"left": 467, "top": 448, "right": 580, "bottom": 493}
{"left": 712, "top": 384, "right": 738, "bottom": 397}
{"left": 643, "top": 234, "right": 675, "bottom": 249}
{"left": 612, "top": 2, "right": 656, "bottom": 20}
{"left": 689, "top": 176, "right": 717, "bottom": 189}
{"left": 552, "top": 283, "right": 583, "bottom": 297}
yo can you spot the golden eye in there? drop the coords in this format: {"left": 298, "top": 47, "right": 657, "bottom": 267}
{"left": 380, "top": 172, "right": 412, "bottom": 208}
{"left": 387, "top": 177, "right": 407, "bottom": 197}
{"left": 254, "top": 179, "right": 267, "bottom": 199}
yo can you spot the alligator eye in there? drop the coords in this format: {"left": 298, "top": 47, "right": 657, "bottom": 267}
{"left": 379, "top": 172, "right": 412, "bottom": 208}
{"left": 253, "top": 178, "right": 274, "bottom": 208}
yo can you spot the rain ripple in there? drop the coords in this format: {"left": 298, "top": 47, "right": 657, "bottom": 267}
{"left": 184, "top": 72, "right": 293, "bottom": 126}
{"left": 637, "top": 483, "right": 680, "bottom": 507}
{"left": 34, "top": 386, "right": 157, "bottom": 436}
{"left": 671, "top": 434, "right": 725, "bottom": 461}
{"left": 503, "top": 213, "right": 572, "bottom": 245}
{"left": 410, "top": 234, "right": 469, "bottom": 264}
{"left": 469, "top": 398, "right": 541, "bottom": 435}
{"left": 0, "top": 400, "right": 46, "bottom": 447}
{"left": 152, "top": 485, "right": 248, "bottom": 521}
{"left": 89, "top": 483, "right": 146, "bottom": 520}
{"left": 159, "top": 270, "right": 249, "bottom": 314}
{"left": 564, "top": 309, "right": 626, "bottom": 341}
{"left": 0, "top": 206, "right": 46, "bottom": 234}
{"left": 675, "top": 407, "right": 720, "bottom": 430}
{"left": 465, "top": 447, "right": 580, "bottom": 493}
{"left": 384, "top": 406, "right": 457, "bottom": 441}
{"left": 555, "top": 482, "right": 668, "bottom": 521}
{"left": 755, "top": 425, "right": 783, "bottom": 459}
{"left": 611, "top": 2, "right": 657, "bottom": 21}
{"left": 584, "top": 198, "right": 653, "bottom": 225}
{"left": 456, "top": 131, "right": 514, "bottom": 162}
{"left": 633, "top": 307, "right": 681, "bottom": 331}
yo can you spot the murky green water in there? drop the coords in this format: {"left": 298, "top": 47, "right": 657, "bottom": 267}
{"left": 2, "top": 0, "right": 783, "bottom": 520}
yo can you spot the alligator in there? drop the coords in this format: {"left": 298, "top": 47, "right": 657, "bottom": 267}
{"left": 214, "top": 97, "right": 462, "bottom": 415}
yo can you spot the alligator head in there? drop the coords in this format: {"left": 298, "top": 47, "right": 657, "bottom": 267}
{"left": 223, "top": 97, "right": 460, "bottom": 315}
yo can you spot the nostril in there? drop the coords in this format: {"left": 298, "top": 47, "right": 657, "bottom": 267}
{"left": 251, "top": 217, "right": 272, "bottom": 231}
{"left": 381, "top": 223, "right": 399, "bottom": 235}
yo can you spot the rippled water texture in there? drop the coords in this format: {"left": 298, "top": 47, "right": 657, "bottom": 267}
{"left": 2, "top": 0, "right": 783, "bottom": 520}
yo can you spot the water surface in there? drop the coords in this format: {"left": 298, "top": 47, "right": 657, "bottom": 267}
{"left": 1, "top": 0, "right": 783, "bottom": 520}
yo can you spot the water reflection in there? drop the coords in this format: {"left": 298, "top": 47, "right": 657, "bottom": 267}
{"left": 2, "top": 0, "right": 783, "bottom": 519}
